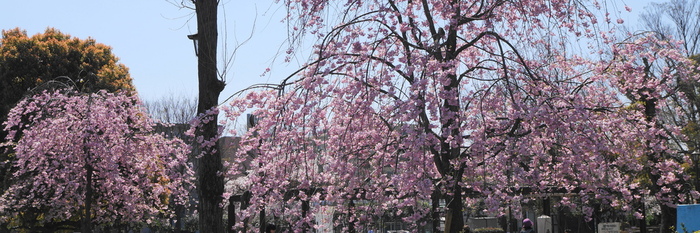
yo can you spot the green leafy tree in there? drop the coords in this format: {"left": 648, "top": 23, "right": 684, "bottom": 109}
{"left": 0, "top": 27, "right": 134, "bottom": 126}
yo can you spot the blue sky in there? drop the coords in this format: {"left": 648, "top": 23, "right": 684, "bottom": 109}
{"left": 0, "top": 0, "right": 657, "bottom": 103}
{"left": 0, "top": 0, "right": 299, "bottom": 103}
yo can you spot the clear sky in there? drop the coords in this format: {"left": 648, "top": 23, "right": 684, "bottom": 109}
{"left": 0, "top": 0, "right": 658, "bottom": 103}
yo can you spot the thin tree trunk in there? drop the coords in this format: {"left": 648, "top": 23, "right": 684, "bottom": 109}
{"left": 639, "top": 201, "right": 647, "bottom": 233}
{"left": 81, "top": 97, "right": 95, "bottom": 233}
{"left": 348, "top": 199, "right": 356, "bottom": 233}
{"left": 194, "top": 0, "right": 226, "bottom": 233}
{"left": 175, "top": 204, "right": 184, "bottom": 233}
{"left": 82, "top": 161, "right": 94, "bottom": 233}
{"left": 302, "top": 199, "right": 310, "bottom": 232}
{"left": 227, "top": 201, "right": 235, "bottom": 233}
{"left": 259, "top": 209, "right": 266, "bottom": 233}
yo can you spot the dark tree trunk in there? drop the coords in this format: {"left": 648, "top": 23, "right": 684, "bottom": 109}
{"left": 444, "top": 178, "right": 464, "bottom": 233}
{"left": 440, "top": 79, "right": 465, "bottom": 233}
{"left": 432, "top": 190, "right": 441, "bottom": 233}
{"left": 348, "top": 199, "right": 356, "bottom": 233}
{"left": 175, "top": 204, "right": 184, "bottom": 233}
{"left": 644, "top": 97, "right": 676, "bottom": 233}
{"left": 639, "top": 203, "right": 647, "bottom": 233}
{"left": 82, "top": 164, "right": 94, "bottom": 233}
{"left": 302, "top": 199, "right": 310, "bottom": 232}
{"left": 259, "top": 209, "right": 266, "bottom": 233}
{"left": 440, "top": 10, "right": 465, "bottom": 231}
{"left": 194, "top": 0, "right": 226, "bottom": 233}
{"left": 660, "top": 205, "right": 676, "bottom": 233}
{"left": 81, "top": 140, "right": 94, "bottom": 233}
{"left": 227, "top": 202, "right": 235, "bottom": 233}
{"left": 650, "top": 170, "right": 678, "bottom": 233}
{"left": 641, "top": 91, "right": 676, "bottom": 233}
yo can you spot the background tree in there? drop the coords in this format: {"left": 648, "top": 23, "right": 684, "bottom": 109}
{"left": 223, "top": 1, "right": 696, "bottom": 232}
{"left": 641, "top": 0, "right": 699, "bottom": 57}
{"left": 144, "top": 93, "right": 198, "bottom": 124}
{"left": 0, "top": 27, "right": 134, "bottom": 124}
{"left": 642, "top": 0, "right": 700, "bottom": 190}
{"left": 639, "top": 1, "right": 700, "bottom": 231}
{"left": 144, "top": 93, "right": 199, "bottom": 233}
{"left": 0, "top": 90, "right": 192, "bottom": 233}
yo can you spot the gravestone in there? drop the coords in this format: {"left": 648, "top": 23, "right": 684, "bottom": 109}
{"left": 469, "top": 217, "right": 500, "bottom": 229}
{"left": 537, "top": 215, "right": 552, "bottom": 233}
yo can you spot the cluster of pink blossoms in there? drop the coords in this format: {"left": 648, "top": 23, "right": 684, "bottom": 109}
{"left": 1, "top": 90, "right": 193, "bottom": 228}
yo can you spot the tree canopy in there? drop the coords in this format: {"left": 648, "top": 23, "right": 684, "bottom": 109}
{"left": 0, "top": 90, "right": 192, "bottom": 232}
{"left": 640, "top": 1, "right": 700, "bottom": 229}
{"left": 223, "top": 0, "right": 699, "bottom": 232}
{"left": 0, "top": 29, "right": 137, "bottom": 231}
{"left": 0, "top": 27, "right": 134, "bottom": 125}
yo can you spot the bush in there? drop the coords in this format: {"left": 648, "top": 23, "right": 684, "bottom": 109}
{"left": 472, "top": 227, "right": 506, "bottom": 233}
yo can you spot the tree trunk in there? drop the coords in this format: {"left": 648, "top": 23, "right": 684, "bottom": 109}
{"left": 641, "top": 94, "right": 678, "bottom": 233}
{"left": 440, "top": 16, "right": 464, "bottom": 232}
{"left": 302, "top": 199, "right": 310, "bottom": 232}
{"left": 82, "top": 163, "right": 94, "bottom": 233}
{"left": 227, "top": 201, "right": 235, "bottom": 233}
{"left": 175, "top": 204, "right": 184, "bottom": 233}
{"left": 649, "top": 168, "right": 677, "bottom": 233}
{"left": 194, "top": 0, "right": 226, "bottom": 233}
{"left": 432, "top": 190, "right": 441, "bottom": 233}
{"left": 659, "top": 205, "right": 676, "bottom": 233}
{"left": 348, "top": 199, "right": 356, "bottom": 233}
{"left": 81, "top": 134, "right": 94, "bottom": 233}
{"left": 444, "top": 180, "right": 464, "bottom": 233}
{"left": 640, "top": 199, "right": 647, "bottom": 233}
{"left": 259, "top": 209, "right": 266, "bottom": 233}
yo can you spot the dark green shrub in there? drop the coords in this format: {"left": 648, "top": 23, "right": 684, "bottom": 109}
{"left": 472, "top": 227, "right": 505, "bottom": 233}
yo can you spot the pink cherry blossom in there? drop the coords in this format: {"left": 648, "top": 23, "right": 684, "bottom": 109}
{"left": 1, "top": 90, "right": 193, "bottom": 230}
{"left": 225, "top": 0, "right": 697, "bottom": 231}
